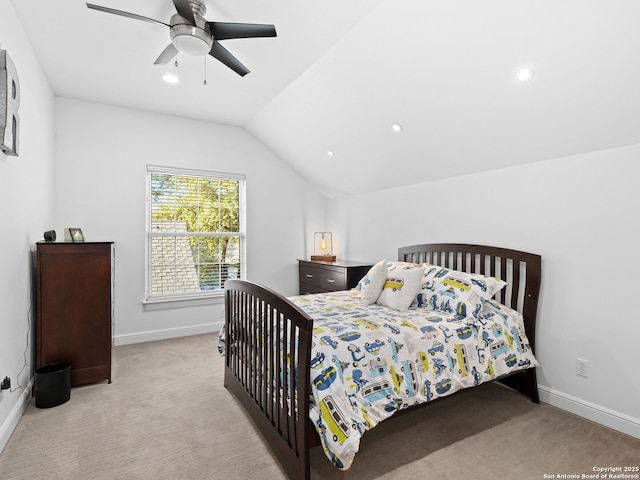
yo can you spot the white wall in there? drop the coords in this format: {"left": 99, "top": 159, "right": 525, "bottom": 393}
{"left": 0, "top": 0, "right": 55, "bottom": 451}
{"left": 327, "top": 145, "right": 640, "bottom": 438}
{"left": 54, "top": 97, "right": 325, "bottom": 345}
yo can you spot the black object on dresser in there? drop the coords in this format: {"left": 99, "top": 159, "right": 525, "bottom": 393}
{"left": 35, "top": 241, "right": 114, "bottom": 386}
{"left": 298, "top": 259, "right": 373, "bottom": 295}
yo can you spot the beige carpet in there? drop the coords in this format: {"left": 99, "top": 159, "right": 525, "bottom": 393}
{"left": 0, "top": 334, "right": 638, "bottom": 480}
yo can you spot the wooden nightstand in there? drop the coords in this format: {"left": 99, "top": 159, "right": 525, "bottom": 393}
{"left": 298, "top": 259, "right": 373, "bottom": 295}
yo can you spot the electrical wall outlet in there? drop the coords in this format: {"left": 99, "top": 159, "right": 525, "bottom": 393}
{"left": 576, "top": 358, "right": 589, "bottom": 378}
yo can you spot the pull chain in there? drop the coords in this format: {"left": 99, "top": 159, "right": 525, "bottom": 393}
{"left": 203, "top": 56, "right": 207, "bottom": 85}
{"left": 174, "top": 53, "right": 179, "bottom": 68}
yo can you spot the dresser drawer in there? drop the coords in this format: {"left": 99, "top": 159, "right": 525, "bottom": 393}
{"left": 299, "top": 265, "right": 346, "bottom": 291}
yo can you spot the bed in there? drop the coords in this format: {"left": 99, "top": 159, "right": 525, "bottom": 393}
{"left": 222, "top": 243, "right": 541, "bottom": 479}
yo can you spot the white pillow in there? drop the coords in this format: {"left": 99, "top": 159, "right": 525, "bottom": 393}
{"left": 376, "top": 265, "right": 426, "bottom": 311}
{"left": 358, "top": 261, "right": 389, "bottom": 305}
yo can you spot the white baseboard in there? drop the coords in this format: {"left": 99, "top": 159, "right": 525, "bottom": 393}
{"left": 538, "top": 385, "right": 640, "bottom": 439}
{"left": 113, "top": 321, "right": 223, "bottom": 346}
{"left": 0, "top": 379, "right": 33, "bottom": 454}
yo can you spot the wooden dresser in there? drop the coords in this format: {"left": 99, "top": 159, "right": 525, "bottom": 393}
{"left": 298, "top": 259, "right": 372, "bottom": 295}
{"left": 35, "top": 242, "right": 114, "bottom": 386}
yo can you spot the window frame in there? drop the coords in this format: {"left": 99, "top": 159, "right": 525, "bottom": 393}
{"left": 144, "top": 165, "right": 246, "bottom": 307}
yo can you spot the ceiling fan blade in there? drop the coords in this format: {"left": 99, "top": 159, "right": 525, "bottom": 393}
{"left": 86, "top": 4, "right": 168, "bottom": 26}
{"left": 209, "top": 22, "right": 277, "bottom": 40}
{"left": 209, "top": 43, "right": 250, "bottom": 77}
{"left": 154, "top": 44, "right": 179, "bottom": 65}
{"left": 171, "top": 0, "right": 195, "bottom": 24}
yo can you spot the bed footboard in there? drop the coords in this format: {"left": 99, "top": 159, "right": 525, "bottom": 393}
{"left": 224, "top": 279, "right": 314, "bottom": 480}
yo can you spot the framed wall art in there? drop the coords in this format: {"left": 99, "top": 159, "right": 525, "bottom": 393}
{"left": 0, "top": 43, "right": 20, "bottom": 157}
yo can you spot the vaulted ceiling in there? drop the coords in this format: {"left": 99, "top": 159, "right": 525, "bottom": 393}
{"left": 12, "top": 0, "right": 640, "bottom": 196}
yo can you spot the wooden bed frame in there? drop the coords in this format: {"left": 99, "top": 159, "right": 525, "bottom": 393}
{"left": 224, "top": 243, "right": 542, "bottom": 480}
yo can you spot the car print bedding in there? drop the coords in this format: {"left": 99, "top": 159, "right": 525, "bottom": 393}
{"left": 287, "top": 289, "right": 539, "bottom": 470}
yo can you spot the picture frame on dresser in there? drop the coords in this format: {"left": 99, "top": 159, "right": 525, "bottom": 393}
{"left": 70, "top": 228, "right": 84, "bottom": 242}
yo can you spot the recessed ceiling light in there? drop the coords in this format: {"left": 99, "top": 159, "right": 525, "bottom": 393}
{"left": 391, "top": 123, "right": 403, "bottom": 132}
{"left": 162, "top": 73, "right": 180, "bottom": 84}
{"left": 516, "top": 66, "right": 534, "bottom": 82}
{"left": 327, "top": 150, "right": 335, "bottom": 157}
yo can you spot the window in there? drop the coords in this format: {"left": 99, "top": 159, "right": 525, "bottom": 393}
{"left": 145, "top": 165, "right": 245, "bottom": 303}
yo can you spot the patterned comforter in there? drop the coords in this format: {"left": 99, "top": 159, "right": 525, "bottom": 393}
{"left": 288, "top": 290, "right": 539, "bottom": 470}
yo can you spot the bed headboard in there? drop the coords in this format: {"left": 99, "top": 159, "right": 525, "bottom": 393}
{"left": 398, "top": 243, "right": 541, "bottom": 353}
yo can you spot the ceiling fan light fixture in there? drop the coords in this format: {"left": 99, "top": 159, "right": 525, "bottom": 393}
{"left": 170, "top": 22, "right": 214, "bottom": 56}
{"left": 173, "top": 34, "right": 212, "bottom": 56}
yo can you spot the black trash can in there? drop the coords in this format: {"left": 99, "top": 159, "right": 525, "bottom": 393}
{"left": 35, "top": 363, "right": 71, "bottom": 408}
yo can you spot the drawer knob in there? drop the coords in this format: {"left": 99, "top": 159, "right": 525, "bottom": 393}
{"left": 305, "top": 274, "right": 313, "bottom": 278}
{"left": 326, "top": 279, "right": 335, "bottom": 283}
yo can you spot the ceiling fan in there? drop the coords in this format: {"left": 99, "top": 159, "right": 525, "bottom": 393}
{"left": 86, "top": 0, "right": 276, "bottom": 76}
